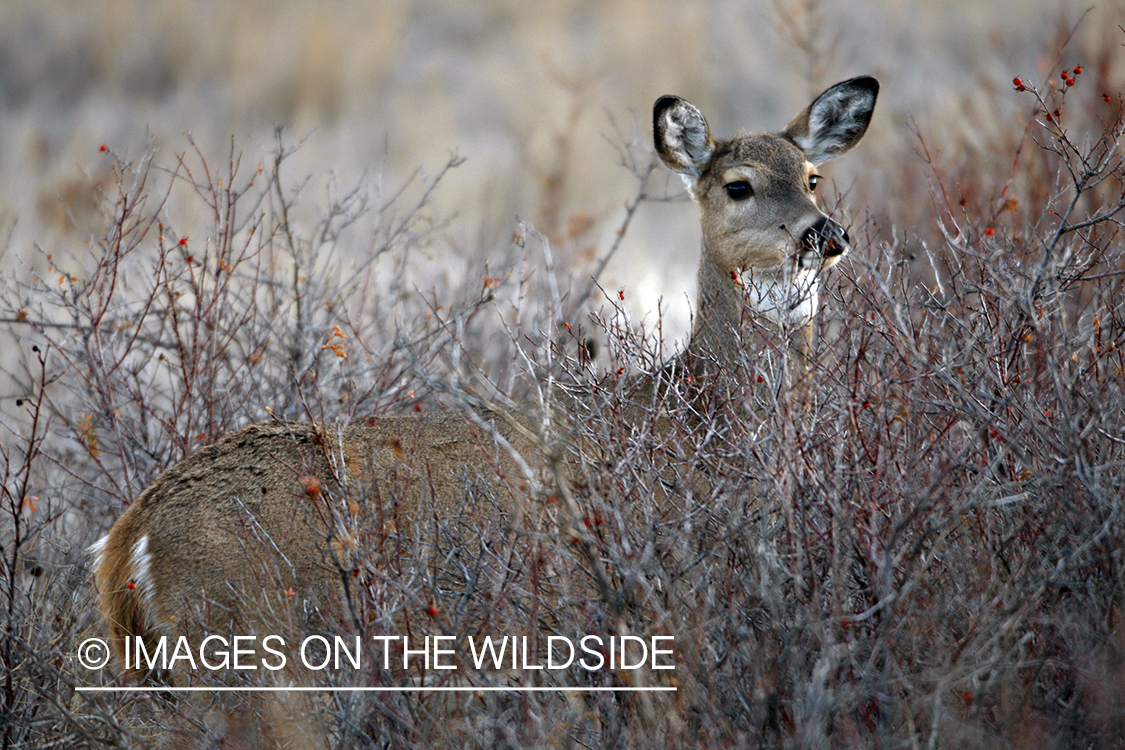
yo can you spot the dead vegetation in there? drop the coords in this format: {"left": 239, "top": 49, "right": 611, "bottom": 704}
{"left": 2, "top": 11, "right": 1125, "bottom": 750}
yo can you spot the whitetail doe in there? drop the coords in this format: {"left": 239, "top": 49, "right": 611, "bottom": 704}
{"left": 91, "top": 77, "right": 877, "bottom": 748}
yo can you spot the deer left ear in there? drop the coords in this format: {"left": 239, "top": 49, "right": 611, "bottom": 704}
{"left": 784, "top": 76, "right": 879, "bottom": 165}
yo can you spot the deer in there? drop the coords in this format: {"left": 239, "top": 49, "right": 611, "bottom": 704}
{"left": 90, "top": 76, "right": 877, "bottom": 749}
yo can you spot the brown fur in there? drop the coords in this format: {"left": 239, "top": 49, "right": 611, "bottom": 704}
{"left": 95, "top": 413, "right": 538, "bottom": 669}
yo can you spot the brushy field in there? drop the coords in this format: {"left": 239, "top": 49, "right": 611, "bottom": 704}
{"left": 3, "top": 1, "right": 1125, "bottom": 748}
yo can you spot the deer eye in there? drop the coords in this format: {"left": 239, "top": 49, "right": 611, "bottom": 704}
{"left": 724, "top": 181, "right": 753, "bottom": 201}
{"left": 808, "top": 174, "right": 821, "bottom": 192}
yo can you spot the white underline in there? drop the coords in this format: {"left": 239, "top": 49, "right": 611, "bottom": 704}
{"left": 77, "top": 685, "right": 676, "bottom": 693}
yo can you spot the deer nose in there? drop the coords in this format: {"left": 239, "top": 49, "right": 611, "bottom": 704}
{"left": 800, "top": 217, "right": 850, "bottom": 259}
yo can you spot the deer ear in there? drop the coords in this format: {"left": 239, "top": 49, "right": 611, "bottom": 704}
{"left": 784, "top": 76, "right": 878, "bottom": 165}
{"left": 654, "top": 96, "right": 714, "bottom": 178}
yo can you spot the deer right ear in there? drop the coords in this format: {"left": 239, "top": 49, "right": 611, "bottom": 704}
{"left": 784, "top": 76, "right": 879, "bottom": 165}
{"left": 654, "top": 96, "right": 714, "bottom": 180}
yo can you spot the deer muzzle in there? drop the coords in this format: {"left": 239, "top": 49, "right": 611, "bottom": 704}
{"left": 799, "top": 217, "right": 850, "bottom": 265}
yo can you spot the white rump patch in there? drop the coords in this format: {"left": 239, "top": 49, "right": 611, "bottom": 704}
{"left": 129, "top": 535, "right": 157, "bottom": 611}
{"left": 88, "top": 535, "right": 109, "bottom": 568}
{"left": 740, "top": 267, "right": 821, "bottom": 328}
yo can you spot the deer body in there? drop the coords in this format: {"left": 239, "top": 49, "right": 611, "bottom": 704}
{"left": 92, "top": 78, "right": 876, "bottom": 748}
{"left": 92, "top": 413, "right": 536, "bottom": 654}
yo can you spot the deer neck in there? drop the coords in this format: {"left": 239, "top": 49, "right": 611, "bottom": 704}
{"left": 686, "top": 249, "right": 746, "bottom": 370}
{"left": 684, "top": 241, "right": 814, "bottom": 380}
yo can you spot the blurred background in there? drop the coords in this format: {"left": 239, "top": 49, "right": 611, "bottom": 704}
{"left": 1, "top": 0, "right": 1121, "bottom": 345}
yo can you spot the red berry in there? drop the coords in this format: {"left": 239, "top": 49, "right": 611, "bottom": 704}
{"left": 1065, "top": 78, "right": 1074, "bottom": 87}
{"left": 1105, "top": 95, "right": 1112, "bottom": 103}
{"left": 178, "top": 237, "right": 188, "bottom": 245}
{"left": 1013, "top": 77, "right": 1026, "bottom": 91}
{"left": 98, "top": 144, "right": 107, "bottom": 152}
{"left": 127, "top": 581, "right": 136, "bottom": 590}
{"left": 1073, "top": 66, "right": 1082, "bottom": 75}
{"left": 984, "top": 227, "right": 995, "bottom": 236}
{"left": 1061, "top": 72, "right": 1069, "bottom": 80}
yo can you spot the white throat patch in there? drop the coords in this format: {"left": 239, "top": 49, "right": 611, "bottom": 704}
{"left": 739, "top": 266, "right": 821, "bottom": 328}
